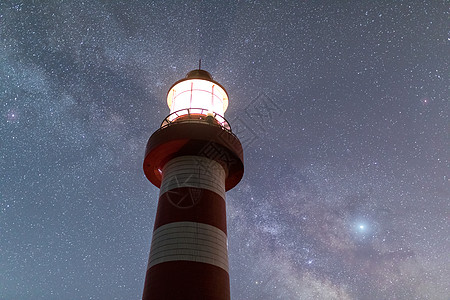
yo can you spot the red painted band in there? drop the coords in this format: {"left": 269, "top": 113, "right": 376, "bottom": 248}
{"left": 143, "top": 261, "right": 230, "bottom": 300}
{"left": 154, "top": 187, "right": 227, "bottom": 234}
{"left": 143, "top": 122, "right": 244, "bottom": 190}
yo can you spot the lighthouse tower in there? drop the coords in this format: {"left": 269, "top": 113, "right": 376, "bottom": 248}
{"left": 142, "top": 69, "right": 244, "bottom": 299}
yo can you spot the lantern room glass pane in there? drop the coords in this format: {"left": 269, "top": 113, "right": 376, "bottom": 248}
{"left": 167, "top": 79, "right": 228, "bottom": 118}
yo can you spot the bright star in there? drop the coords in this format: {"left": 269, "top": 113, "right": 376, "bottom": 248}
{"left": 355, "top": 222, "right": 368, "bottom": 233}
{"left": 6, "top": 109, "right": 19, "bottom": 123}
{"left": 421, "top": 98, "right": 430, "bottom": 105}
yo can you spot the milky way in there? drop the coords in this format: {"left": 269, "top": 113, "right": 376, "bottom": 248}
{"left": 1, "top": 1, "right": 449, "bottom": 299}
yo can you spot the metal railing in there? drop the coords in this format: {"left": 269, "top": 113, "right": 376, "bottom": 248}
{"left": 160, "top": 108, "right": 233, "bottom": 132}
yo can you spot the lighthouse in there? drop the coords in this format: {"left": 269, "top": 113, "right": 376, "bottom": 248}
{"left": 142, "top": 69, "right": 244, "bottom": 299}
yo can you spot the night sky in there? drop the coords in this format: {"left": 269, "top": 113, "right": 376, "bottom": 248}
{"left": 1, "top": 1, "right": 449, "bottom": 299}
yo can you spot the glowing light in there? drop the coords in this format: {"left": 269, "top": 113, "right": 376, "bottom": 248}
{"left": 356, "top": 223, "right": 369, "bottom": 233}
{"left": 167, "top": 79, "right": 228, "bottom": 119}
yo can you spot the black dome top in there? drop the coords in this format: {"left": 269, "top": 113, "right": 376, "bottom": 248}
{"left": 186, "top": 69, "right": 213, "bottom": 81}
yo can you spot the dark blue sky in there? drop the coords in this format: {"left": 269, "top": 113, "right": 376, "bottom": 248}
{"left": 1, "top": 1, "right": 449, "bottom": 299}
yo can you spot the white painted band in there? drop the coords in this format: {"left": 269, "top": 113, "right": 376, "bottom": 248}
{"left": 160, "top": 156, "right": 226, "bottom": 199}
{"left": 148, "top": 221, "right": 229, "bottom": 272}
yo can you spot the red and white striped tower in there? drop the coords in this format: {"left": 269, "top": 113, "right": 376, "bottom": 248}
{"left": 142, "top": 69, "right": 244, "bottom": 300}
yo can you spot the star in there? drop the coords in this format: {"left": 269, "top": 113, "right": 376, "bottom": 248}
{"left": 6, "top": 109, "right": 19, "bottom": 123}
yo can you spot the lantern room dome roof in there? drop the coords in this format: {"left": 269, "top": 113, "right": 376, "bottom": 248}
{"left": 185, "top": 69, "right": 213, "bottom": 81}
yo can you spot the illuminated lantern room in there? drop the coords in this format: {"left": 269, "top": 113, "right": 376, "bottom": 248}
{"left": 163, "top": 69, "right": 230, "bottom": 129}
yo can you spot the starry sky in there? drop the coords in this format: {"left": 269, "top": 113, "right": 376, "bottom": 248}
{"left": 1, "top": 1, "right": 449, "bottom": 299}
